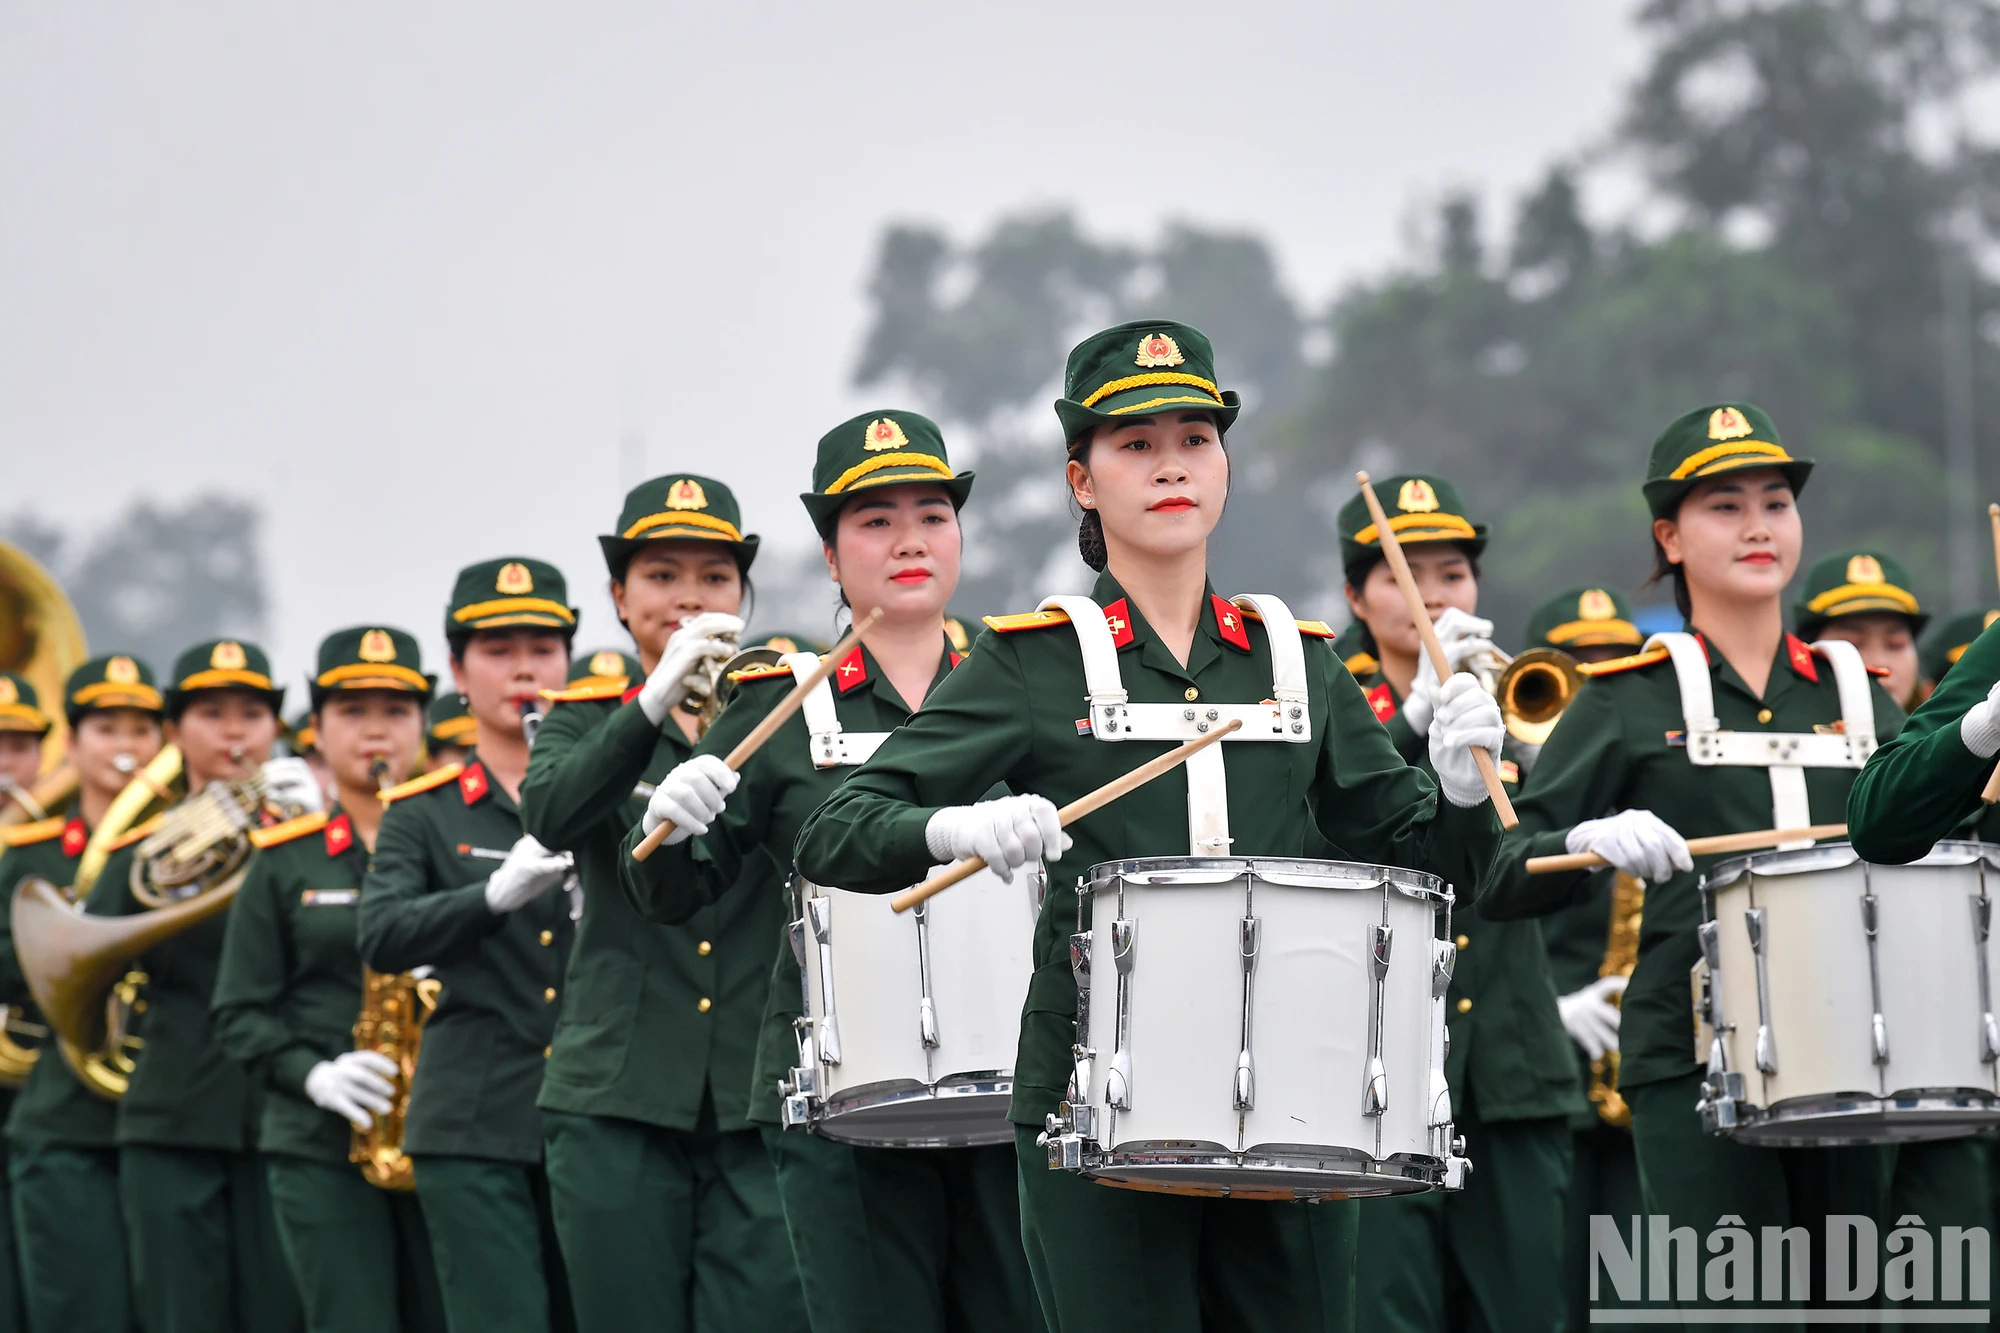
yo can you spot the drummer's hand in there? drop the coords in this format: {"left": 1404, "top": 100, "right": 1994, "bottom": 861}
{"left": 924, "top": 795, "right": 1069, "bottom": 883}
{"left": 1565, "top": 810, "right": 1692, "bottom": 883}
{"left": 1962, "top": 680, "right": 2000, "bottom": 759}
{"left": 642, "top": 755, "right": 738, "bottom": 845}
{"left": 1402, "top": 610, "right": 1498, "bottom": 734}
{"left": 638, "top": 613, "right": 745, "bottom": 726}
{"left": 1428, "top": 674, "right": 1505, "bottom": 807}
{"left": 1557, "top": 975, "right": 1627, "bottom": 1060}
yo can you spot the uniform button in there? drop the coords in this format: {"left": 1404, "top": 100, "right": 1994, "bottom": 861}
{"left": 697, "top": 997, "right": 712, "bottom": 1013}
{"left": 543, "top": 1046, "right": 552, "bottom": 1059}
{"left": 543, "top": 987, "right": 557, "bottom": 1002}
{"left": 698, "top": 940, "right": 712, "bottom": 956}
{"left": 1456, "top": 998, "right": 1473, "bottom": 1014}
{"left": 1184, "top": 687, "right": 1200, "bottom": 702}
{"left": 1756, "top": 708, "right": 1773, "bottom": 724}
{"left": 1455, "top": 934, "right": 1469, "bottom": 950}
{"left": 539, "top": 930, "right": 553, "bottom": 946}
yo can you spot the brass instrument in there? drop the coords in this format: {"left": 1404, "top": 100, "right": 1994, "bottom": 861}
{"left": 692, "top": 644, "right": 785, "bottom": 735}
{"left": 1588, "top": 872, "right": 1645, "bottom": 1128}
{"left": 0, "top": 539, "right": 88, "bottom": 789}
{"left": 1493, "top": 647, "right": 1584, "bottom": 747}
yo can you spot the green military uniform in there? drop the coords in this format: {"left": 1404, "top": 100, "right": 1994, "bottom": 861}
{"left": 424, "top": 692, "right": 476, "bottom": 770}
{"left": 211, "top": 626, "right": 445, "bottom": 1333}
{"left": 518, "top": 477, "right": 805, "bottom": 1333}
{"left": 1333, "top": 479, "right": 1581, "bottom": 1333}
{"left": 358, "top": 560, "right": 579, "bottom": 1333}
{"left": 82, "top": 640, "right": 303, "bottom": 1333}
{"left": 1482, "top": 406, "right": 1899, "bottom": 1320}
{"left": 615, "top": 421, "right": 1040, "bottom": 1332}
{"left": 1922, "top": 608, "right": 2000, "bottom": 702}
{"left": 3, "top": 654, "right": 163, "bottom": 1333}
{"left": 789, "top": 324, "right": 1505, "bottom": 1333}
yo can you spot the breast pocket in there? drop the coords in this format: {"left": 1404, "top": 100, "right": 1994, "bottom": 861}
{"left": 296, "top": 889, "right": 362, "bottom": 972}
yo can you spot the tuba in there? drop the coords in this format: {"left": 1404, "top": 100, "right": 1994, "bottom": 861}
{"left": 0, "top": 540, "right": 88, "bottom": 802}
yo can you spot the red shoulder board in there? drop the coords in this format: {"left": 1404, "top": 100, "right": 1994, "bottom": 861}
{"left": 1102, "top": 598, "right": 1136, "bottom": 650}
{"left": 1212, "top": 595, "right": 1250, "bottom": 652}
{"left": 1786, "top": 634, "right": 1818, "bottom": 683}
{"left": 61, "top": 817, "right": 87, "bottom": 857}
{"left": 1366, "top": 682, "right": 1397, "bottom": 722}
{"left": 323, "top": 813, "right": 354, "bottom": 857}
{"left": 832, "top": 647, "right": 867, "bottom": 694}
{"left": 1577, "top": 647, "right": 1672, "bottom": 678}
{"left": 459, "top": 761, "right": 490, "bottom": 805}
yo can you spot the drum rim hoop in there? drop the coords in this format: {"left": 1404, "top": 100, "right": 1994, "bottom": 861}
{"left": 1082, "top": 855, "right": 1447, "bottom": 901}
{"left": 1704, "top": 838, "right": 2000, "bottom": 889}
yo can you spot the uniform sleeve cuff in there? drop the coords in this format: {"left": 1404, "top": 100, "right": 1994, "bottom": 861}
{"left": 270, "top": 1047, "right": 327, "bottom": 1097}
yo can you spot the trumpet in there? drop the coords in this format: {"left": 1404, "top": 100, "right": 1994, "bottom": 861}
{"left": 688, "top": 641, "right": 790, "bottom": 737}
{"left": 1464, "top": 646, "right": 1583, "bottom": 748}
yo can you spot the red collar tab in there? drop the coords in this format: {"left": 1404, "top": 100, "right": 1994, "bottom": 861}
{"left": 323, "top": 813, "right": 354, "bottom": 857}
{"left": 459, "top": 761, "right": 490, "bottom": 805}
{"left": 1786, "top": 634, "right": 1819, "bottom": 683}
{"left": 1366, "top": 682, "right": 1397, "bottom": 722}
{"left": 948, "top": 650, "right": 962, "bottom": 669}
{"left": 1101, "top": 598, "right": 1136, "bottom": 650}
{"left": 621, "top": 683, "right": 644, "bottom": 705}
{"left": 1212, "top": 595, "right": 1251, "bottom": 652}
{"left": 833, "top": 647, "right": 868, "bottom": 694}
{"left": 1691, "top": 632, "right": 1714, "bottom": 663}
{"left": 61, "top": 817, "right": 87, "bottom": 858}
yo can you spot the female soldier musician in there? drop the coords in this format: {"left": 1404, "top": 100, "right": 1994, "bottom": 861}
{"left": 1, "top": 655, "right": 164, "bottom": 1332}
{"left": 358, "top": 560, "right": 578, "bottom": 1333}
{"left": 789, "top": 322, "right": 1508, "bottom": 1331}
{"left": 1479, "top": 406, "right": 1905, "bottom": 1318}
{"left": 212, "top": 626, "right": 445, "bottom": 1333}
{"left": 519, "top": 476, "right": 808, "bottom": 1333}
{"left": 619, "top": 418, "right": 1044, "bottom": 1332}
{"left": 423, "top": 693, "right": 476, "bottom": 773}
{"left": 1792, "top": 549, "right": 1928, "bottom": 710}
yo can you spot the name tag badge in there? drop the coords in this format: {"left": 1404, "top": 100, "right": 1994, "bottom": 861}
{"left": 457, "top": 844, "right": 511, "bottom": 862}
{"left": 300, "top": 889, "right": 359, "bottom": 907}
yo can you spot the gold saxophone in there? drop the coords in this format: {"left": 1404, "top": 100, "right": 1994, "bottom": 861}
{"left": 350, "top": 757, "right": 439, "bottom": 1191}
{"left": 1588, "top": 871, "right": 1645, "bottom": 1128}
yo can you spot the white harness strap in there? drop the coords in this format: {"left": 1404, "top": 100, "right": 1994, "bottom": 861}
{"left": 1648, "top": 632, "right": 1877, "bottom": 848}
{"left": 1043, "top": 593, "right": 1313, "bottom": 855}
{"left": 783, "top": 651, "right": 889, "bottom": 770}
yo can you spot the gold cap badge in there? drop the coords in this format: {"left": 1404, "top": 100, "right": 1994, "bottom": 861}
{"left": 665, "top": 479, "right": 707, "bottom": 510}
{"left": 107, "top": 656, "right": 139, "bottom": 684}
{"left": 863, "top": 418, "right": 909, "bottom": 452}
{"left": 359, "top": 630, "right": 397, "bottom": 663}
{"left": 1135, "top": 333, "right": 1185, "bottom": 368}
{"left": 211, "top": 641, "right": 247, "bottom": 671}
{"left": 1579, "top": 589, "right": 1616, "bottom": 621}
{"left": 1987, "top": 610, "right": 1999, "bottom": 631}
{"left": 1845, "top": 554, "right": 1885, "bottom": 585}
{"left": 1397, "top": 479, "right": 1440, "bottom": 513}
{"left": 496, "top": 562, "right": 534, "bottom": 595}
{"left": 764, "top": 636, "right": 798, "bottom": 653}
{"left": 589, "top": 650, "right": 624, "bottom": 677}
{"left": 1708, "top": 406, "right": 1752, "bottom": 441}
{"left": 0, "top": 679, "right": 15, "bottom": 707}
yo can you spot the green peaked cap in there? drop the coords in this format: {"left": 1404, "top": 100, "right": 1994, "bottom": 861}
{"left": 1055, "top": 320, "right": 1240, "bottom": 445}
{"left": 1792, "top": 548, "right": 1927, "bottom": 640}
{"left": 62, "top": 653, "right": 163, "bottom": 727}
{"left": 571, "top": 648, "right": 641, "bottom": 688}
{"left": 166, "top": 638, "right": 284, "bottom": 717}
{"left": 425, "top": 692, "right": 477, "bottom": 750}
{"left": 1921, "top": 607, "right": 2000, "bottom": 684}
{"left": 309, "top": 625, "right": 433, "bottom": 709}
{"left": 446, "top": 557, "right": 577, "bottom": 637}
{"left": 1525, "top": 586, "right": 1644, "bottom": 652}
{"left": 1642, "top": 403, "right": 1813, "bottom": 519}
{"left": 0, "top": 671, "right": 50, "bottom": 735}
{"left": 1336, "top": 473, "right": 1488, "bottom": 573}
{"left": 800, "top": 409, "right": 974, "bottom": 538}
{"left": 599, "top": 474, "right": 758, "bottom": 579}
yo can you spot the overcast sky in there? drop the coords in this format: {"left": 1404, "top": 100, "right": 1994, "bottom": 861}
{"left": 1, "top": 2, "right": 1646, "bottom": 680}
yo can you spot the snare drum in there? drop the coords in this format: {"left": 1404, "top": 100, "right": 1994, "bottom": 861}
{"left": 1042, "top": 856, "right": 1469, "bottom": 1199}
{"left": 1696, "top": 841, "right": 2000, "bottom": 1145}
{"left": 781, "top": 863, "right": 1041, "bottom": 1148}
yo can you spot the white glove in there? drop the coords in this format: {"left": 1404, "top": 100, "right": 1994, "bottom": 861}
{"left": 1400, "top": 610, "right": 1498, "bottom": 734}
{"left": 304, "top": 1050, "right": 399, "bottom": 1130}
{"left": 261, "top": 756, "right": 325, "bottom": 814}
{"left": 924, "top": 795, "right": 1070, "bottom": 883}
{"left": 484, "top": 835, "right": 573, "bottom": 914}
{"left": 1558, "top": 974, "right": 1628, "bottom": 1060}
{"left": 638, "top": 612, "right": 746, "bottom": 726}
{"left": 1428, "top": 673, "right": 1506, "bottom": 808}
{"left": 640, "top": 754, "right": 738, "bottom": 846}
{"left": 1566, "top": 810, "right": 1692, "bottom": 884}
{"left": 1961, "top": 679, "right": 2000, "bottom": 759}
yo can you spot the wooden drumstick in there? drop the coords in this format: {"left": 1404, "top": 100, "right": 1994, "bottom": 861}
{"left": 1525, "top": 823, "right": 1848, "bottom": 875}
{"left": 1354, "top": 472, "right": 1518, "bottom": 828}
{"left": 631, "top": 608, "right": 884, "bottom": 862}
{"left": 888, "top": 718, "right": 1243, "bottom": 914}
{"left": 1984, "top": 505, "right": 2000, "bottom": 804}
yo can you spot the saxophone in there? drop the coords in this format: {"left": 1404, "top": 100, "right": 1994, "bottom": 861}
{"left": 349, "top": 758, "right": 440, "bottom": 1191}
{"left": 1588, "top": 871, "right": 1645, "bottom": 1128}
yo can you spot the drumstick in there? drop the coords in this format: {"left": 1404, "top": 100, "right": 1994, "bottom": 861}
{"left": 631, "top": 608, "right": 884, "bottom": 862}
{"left": 1525, "top": 823, "right": 1848, "bottom": 875}
{"left": 1984, "top": 505, "right": 2000, "bottom": 804}
{"left": 888, "top": 718, "right": 1243, "bottom": 914}
{"left": 1354, "top": 473, "right": 1518, "bottom": 828}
